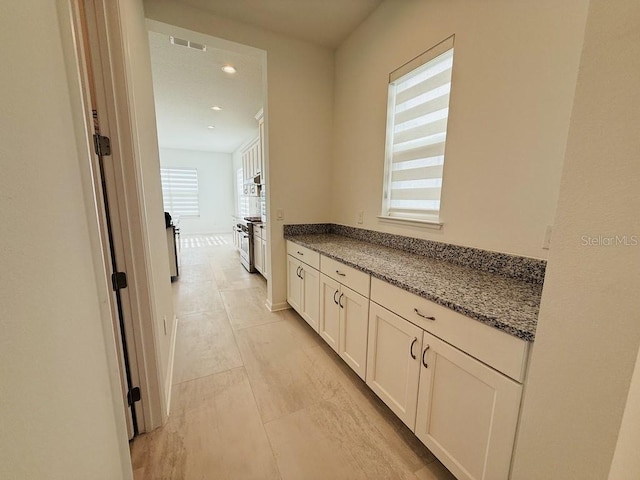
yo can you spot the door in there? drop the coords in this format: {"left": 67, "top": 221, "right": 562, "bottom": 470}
{"left": 319, "top": 274, "right": 340, "bottom": 351}
{"left": 287, "top": 255, "right": 302, "bottom": 313}
{"left": 366, "top": 302, "right": 422, "bottom": 429}
{"left": 339, "top": 286, "right": 369, "bottom": 380}
{"left": 300, "top": 264, "right": 320, "bottom": 332}
{"left": 415, "top": 331, "right": 523, "bottom": 480}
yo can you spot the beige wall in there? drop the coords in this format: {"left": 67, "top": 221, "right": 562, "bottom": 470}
{"left": 0, "top": 1, "right": 131, "bottom": 478}
{"left": 512, "top": 0, "right": 640, "bottom": 478}
{"left": 332, "top": 0, "right": 589, "bottom": 259}
{"left": 144, "top": 0, "right": 334, "bottom": 309}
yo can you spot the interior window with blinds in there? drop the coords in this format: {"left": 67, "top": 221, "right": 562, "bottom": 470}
{"left": 382, "top": 36, "right": 454, "bottom": 224}
{"left": 160, "top": 167, "right": 200, "bottom": 218}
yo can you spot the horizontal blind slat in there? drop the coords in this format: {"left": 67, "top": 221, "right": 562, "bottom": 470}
{"left": 393, "top": 117, "right": 449, "bottom": 145}
{"left": 390, "top": 186, "right": 442, "bottom": 201}
{"left": 390, "top": 164, "right": 443, "bottom": 183}
{"left": 396, "top": 68, "right": 452, "bottom": 105}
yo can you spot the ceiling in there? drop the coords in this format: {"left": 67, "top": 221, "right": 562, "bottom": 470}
{"left": 147, "top": 1, "right": 384, "bottom": 153}
{"left": 161, "top": 0, "right": 384, "bottom": 48}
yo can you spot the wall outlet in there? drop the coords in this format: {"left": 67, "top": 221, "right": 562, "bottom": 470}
{"left": 276, "top": 208, "right": 284, "bottom": 220}
{"left": 543, "top": 225, "right": 553, "bottom": 250}
{"left": 357, "top": 211, "right": 364, "bottom": 224}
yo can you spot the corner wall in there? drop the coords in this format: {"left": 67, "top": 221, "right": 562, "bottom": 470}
{"left": 511, "top": 0, "right": 640, "bottom": 477}
{"left": 332, "top": 0, "right": 589, "bottom": 259}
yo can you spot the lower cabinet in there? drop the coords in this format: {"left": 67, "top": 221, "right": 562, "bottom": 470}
{"left": 415, "top": 331, "right": 522, "bottom": 480}
{"left": 254, "top": 234, "right": 264, "bottom": 274}
{"left": 367, "top": 301, "right": 523, "bottom": 480}
{"left": 286, "top": 255, "right": 319, "bottom": 331}
{"left": 319, "top": 273, "right": 369, "bottom": 379}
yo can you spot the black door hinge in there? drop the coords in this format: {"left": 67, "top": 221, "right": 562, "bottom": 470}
{"left": 127, "top": 386, "right": 141, "bottom": 406}
{"left": 111, "top": 271, "right": 127, "bottom": 291}
{"left": 93, "top": 134, "right": 111, "bottom": 156}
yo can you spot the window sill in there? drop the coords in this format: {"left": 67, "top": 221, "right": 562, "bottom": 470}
{"left": 376, "top": 215, "right": 443, "bottom": 230}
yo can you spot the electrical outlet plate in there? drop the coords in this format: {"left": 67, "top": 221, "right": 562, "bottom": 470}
{"left": 543, "top": 225, "right": 553, "bottom": 249}
{"left": 276, "top": 209, "right": 284, "bottom": 220}
{"left": 357, "top": 211, "right": 364, "bottom": 224}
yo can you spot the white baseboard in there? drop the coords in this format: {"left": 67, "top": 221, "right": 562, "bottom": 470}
{"left": 266, "top": 299, "right": 291, "bottom": 312}
{"left": 165, "top": 315, "right": 179, "bottom": 416}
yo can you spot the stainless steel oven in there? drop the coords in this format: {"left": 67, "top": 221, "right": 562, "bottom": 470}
{"left": 237, "top": 219, "right": 256, "bottom": 273}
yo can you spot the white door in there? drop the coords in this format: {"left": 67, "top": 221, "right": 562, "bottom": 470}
{"left": 319, "top": 274, "right": 340, "bottom": 351}
{"left": 300, "top": 264, "right": 320, "bottom": 332}
{"left": 415, "top": 331, "right": 523, "bottom": 480}
{"left": 366, "top": 302, "right": 422, "bottom": 429}
{"left": 287, "top": 255, "right": 302, "bottom": 313}
{"left": 339, "top": 286, "right": 369, "bottom": 379}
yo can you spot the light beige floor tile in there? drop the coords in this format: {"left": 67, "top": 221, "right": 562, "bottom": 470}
{"left": 173, "top": 281, "right": 226, "bottom": 316}
{"left": 132, "top": 368, "right": 279, "bottom": 480}
{"left": 414, "top": 459, "right": 457, "bottom": 480}
{"left": 220, "top": 287, "right": 282, "bottom": 330}
{"left": 176, "top": 263, "right": 215, "bottom": 284}
{"left": 212, "top": 262, "right": 267, "bottom": 291}
{"left": 172, "top": 311, "right": 243, "bottom": 384}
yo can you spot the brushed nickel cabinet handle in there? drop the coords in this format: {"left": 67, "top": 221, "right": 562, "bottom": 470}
{"left": 414, "top": 308, "right": 436, "bottom": 321}
{"left": 410, "top": 337, "right": 417, "bottom": 360}
{"left": 336, "top": 270, "right": 346, "bottom": 277}
{"left": 422, "top": 345, "right": 430, "bottom": 368}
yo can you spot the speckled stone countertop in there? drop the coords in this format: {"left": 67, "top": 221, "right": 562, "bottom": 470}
{"left": 285, "top": 234, "right": 542, "bottom": 342}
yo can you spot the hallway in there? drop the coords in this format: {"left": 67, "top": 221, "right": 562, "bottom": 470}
{"left": 130, "top": 234, "right": 455, "bottom": 479}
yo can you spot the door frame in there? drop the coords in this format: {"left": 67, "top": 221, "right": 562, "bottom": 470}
{"left": 58, "top": 0, "right": 167, "bottom": 438}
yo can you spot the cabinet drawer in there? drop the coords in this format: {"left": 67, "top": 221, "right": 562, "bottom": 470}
{"left": 371, "top": 278, "right": 528, "bottom": 382}
{"left": 286, "top": 241, "right": 320, "bottom": 270}
{"left": 321, "top": 255, "right": 371, "bottom": 298}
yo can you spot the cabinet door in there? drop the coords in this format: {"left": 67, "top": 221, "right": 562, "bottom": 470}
{"left": 254, "top": 236, "right": 264, "bottom": 273}
{"left": 261, "top": 236, "right": 268, "bottom": 276}
{"left": 319, "top": 274, "right": 340, "bottom": 352}
{"left": 415, "top": 331, "right": 522, "bottom": 480}
{"left": 339, "top": 286, "right": 369, "bottom": 380}
{"left": 300, "top": 265, "right": 320, "bottom": 332}
{"left": 366, "top": 302, "right": 423, "bottom": 429}
{"left": 287, "top": 255, "right": 302, "bottom": 314}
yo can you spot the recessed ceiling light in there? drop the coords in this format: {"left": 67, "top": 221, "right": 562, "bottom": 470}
{"left": 211, "top": 106, "right": 222, "bottom": 111}
{"left": 221, "top": 65, "right": 236, "bottom": 74}
{"left": 207, "top": 125, "right": 215, "bottom": 129}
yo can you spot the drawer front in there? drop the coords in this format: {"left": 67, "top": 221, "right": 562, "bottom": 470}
{"left": 370, "top": 278, "right": 528, "bottom": 382}
{"left": 321, "top": 255, "right": 371, "bottom": 298}
{"left": 286, "top": 241, "right": 320, "bottom": 270}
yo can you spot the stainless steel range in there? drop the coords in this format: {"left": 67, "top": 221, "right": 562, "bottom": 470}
{"left": 236, "top": 217, "right": 262, "bottom": 273}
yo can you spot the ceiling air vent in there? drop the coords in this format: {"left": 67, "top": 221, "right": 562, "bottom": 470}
{"left": 170, "top": 36, "right": 206, "bottom": 52}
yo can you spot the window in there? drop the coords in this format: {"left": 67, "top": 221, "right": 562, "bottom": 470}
{"left": 236, "top": 167, "right": 249, "bottom": 217}
{"left": 160, "top": 167, "right": 200, "bottom": 218}
{"left": 381, "top": 36, "right": 454, "bottom": 224}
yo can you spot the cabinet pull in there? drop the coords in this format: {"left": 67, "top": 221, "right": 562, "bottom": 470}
{"left": 414, "top": 308, "right": 436, "bottom": 321}
{"left": 422, "top": 345, "right": 430, "bottom": 368}
{"left": 297, "top": 251, "right": 304, "bottom": 256}
{"left": 410, "top": 337, "right": 417, "bottom": 360}
{"left": 335, "top": 270, "right": 346, "bottom": 277}
{"left": 338, "top": 293, "right": 344, "bottom": 309}
{"left": 299, "top": 268, "right": 304, "bottom": 280}
{"left": 333, "top": 290, "right": 339, "bottom": 305}
{"left": 296, "top": 266, "right": 302, "bottom": 278}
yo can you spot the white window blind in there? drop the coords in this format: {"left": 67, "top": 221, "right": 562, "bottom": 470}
{"left": 160, "top": 167, "right": 200, "bottom": 218}
{"left": 382, "top": 36, "right": 454, "bottom": 223}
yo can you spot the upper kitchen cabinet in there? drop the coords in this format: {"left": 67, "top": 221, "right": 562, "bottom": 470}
{"left": 241, "top": 108, "right": 265, "bottom": 183}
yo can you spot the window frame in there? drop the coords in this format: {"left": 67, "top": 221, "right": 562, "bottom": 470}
{"left": 380, "top": 35, "right": 455, "bottom": 227}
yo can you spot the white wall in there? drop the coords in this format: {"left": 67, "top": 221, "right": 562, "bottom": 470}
{"left": 511, "top": 0, "right": 640, "bottom": 478}
{"left": 0, "top": 1, "right": 131, "bottom": 478}
{"left": 159, "top": 148, "right": 235, "bottom": 234}
{"left": 332, "top": 0, "right": 589, "bottom": 259}
{"left": 144, "top": 0, "right": 334, "bottom": 309}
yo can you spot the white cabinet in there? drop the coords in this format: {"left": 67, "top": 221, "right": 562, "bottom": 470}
{"left": 241, "top": 137, "right": 260, "bottom": 181}
{"left": 368, "top": 279, "right": 526, "bottom": 480}
{"left": 287, "top": 254, "right": 320, "bottom": 332}
{"left": 415, "top": 331, "right": 522, "bottom": 480}
{"left": 366, "top": 302, "right": 423, "bottom": 428}
{"left": 319, "top": 273, "right": 369, "bottom": 379}
{"left": 254, "top": 224, "right": 267, "bottom": 277}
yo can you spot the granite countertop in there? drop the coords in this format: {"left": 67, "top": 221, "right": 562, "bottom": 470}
{"left": 285, "top": 233, "right": 542, "bottom": 342}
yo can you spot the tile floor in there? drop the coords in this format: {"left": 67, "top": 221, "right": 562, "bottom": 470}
{"left": 130, "top": 234, "right": 456, "bottom": 480}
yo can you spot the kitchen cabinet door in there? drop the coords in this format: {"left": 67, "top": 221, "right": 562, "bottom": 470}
{"left": 261, "top": 234, "right": 268, "bottom": 276}
{"left": 366, "top": 302, "right": 422, "bottom": 429}
{"left": 287, "top": 255, "right": 302, "bottom": 314}
{"left": 338, "top": 285, "right": 369, "bottom": 380}
{"left": 300, "top": 264, "right": 320, "bottom": 332}
{"left": 254, "top": 236, "right": 264, "bottom": 274}
{"left": 319, "top": 274, "right": 340, "bottom": 352}
{"left": 415, "top": 331, "right": 523, "bottom": 480}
